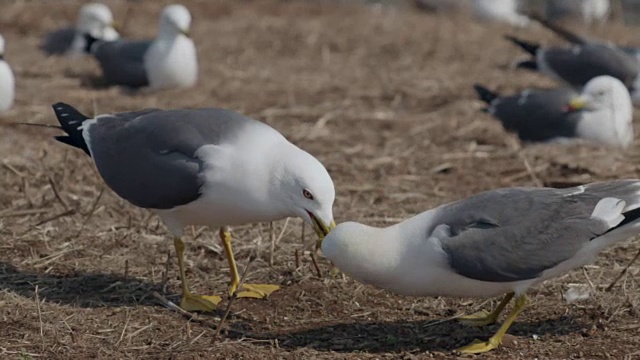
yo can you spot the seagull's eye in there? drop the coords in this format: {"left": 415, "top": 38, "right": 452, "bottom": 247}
{"left": 302, "top": 189, "right": 314, "bottom": 200}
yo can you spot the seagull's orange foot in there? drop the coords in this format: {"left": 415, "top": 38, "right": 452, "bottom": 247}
{"left": 457, "top": 336, "right": 501, "bottom": 354}
{"left": 234, "top": 283, "right": 280, "bottom": 299}
{"left": 458, "top": 309, "right": 499, "bottom": 327}
{"left": 180, "top": 293, "right": 222, "bottom": 312}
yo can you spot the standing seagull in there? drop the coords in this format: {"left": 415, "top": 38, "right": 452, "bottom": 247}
{"left": 506, "top": 35, "right": 640, "bottom": 104}
{"left": 40, "top": 3, "right": 119, "bottom": 56}
{"left": 44, "top": 102, "right": 335, "bottom": 311}
{"left": 322, "top": 180, "right": 640, "bottom": 353}
{"left": 0, "top": 33, "right": 15, "bottom": 112}
{"left": 473, "top": 76, "right": 634, "bottom": 148}
{"left": 86, "top": 4, "right": 197, "bottom": 90}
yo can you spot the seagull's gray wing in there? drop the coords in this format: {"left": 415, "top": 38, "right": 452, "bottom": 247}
{"left": 430, "top": 181, "right": 640, "bottom": 282}
{"left": 92, "top": 39, "right": 152, "bottom": 87}
{"left": 542, "top": 44, "right": 639, "bottom": 88}
{"left": 489, "top": 88, "right": 579, "bottom": 142}
{"left": 40, "top": 27, "right": 76, "bottom": 55}
{"left": 85, "top": 108, "right": 255, "bottom": 209}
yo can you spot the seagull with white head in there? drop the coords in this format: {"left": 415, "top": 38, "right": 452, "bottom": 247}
{"left": 86, "top": 4, "right": 197, "bottom": 90}
{"left": 474, "top": 76, "right": 633, "bottom": 148}
{"left": 322, "top": 180, "right": 640, "bottom": 353}
{"left": 40, "top": 3, "right": 119, "bottom": 56}
{"left": 35, "top": 102, "right": 335, "bottom": 312}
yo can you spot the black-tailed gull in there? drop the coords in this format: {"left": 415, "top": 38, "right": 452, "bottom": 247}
{"left": 474, "top": 76, "right": 633, "bottom": 148}
{"left": 0, "top": 33, "right": 14, "bottom": 112}
{"left": 506, "top": 34, "right": 640, "bottom": 104}
{"left": 86, "top": 4, "right": 197, "bottom": 89}
{"left": 40, "top": 3, "right": 119, "bottom": 56}
{"left": 530, "top": 13, "right": 640, "bottom": 64}
{"left": 322, "top": 180, "right": 640, "bottom": 353}
{"left": 42, "top": 102, "right": 335, "bottom": 311}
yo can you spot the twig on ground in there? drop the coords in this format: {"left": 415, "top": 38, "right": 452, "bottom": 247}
{"left": 269, "top": 221, "right": 275, "bottom": 266}
{"left": 34, "top": 285, "right": 45, "bottom": 351}
{"left": 115, "top": 311, "right": 130, "bottom": 349}
{"left": 606, "top": 248, "right": 640, "bottom": 292}
{"left": 161, "top": 251, "right": 171, "bottom": 292}
{"left": 507, "top": 138, "right": 543, "bottom": 187}
{"left": 48, "top": 176, "right": 69, "bottom": 210}
{"left": 76, "top": 187, "right": 105, "bottom": 236}
{"left": 309, "top": 252, "right": 323, "bottom": 278}
{"left": 34, "top": 208, "right": 75, "bottom": 226}
{"left": 213, "top": 254, "right": 256, "bottom": 343}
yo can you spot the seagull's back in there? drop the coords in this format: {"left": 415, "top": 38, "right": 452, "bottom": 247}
{"left": 490, "top": 88, "right": 579, "bottom": 142}
{"left": 92, "top": 39, "right": 152, "bottom": 87}
{"left": 83, "top": 108, "right": 271, "bottom": 210}
{"left": 40, "top": 27, "right": 77, "bottom": 55}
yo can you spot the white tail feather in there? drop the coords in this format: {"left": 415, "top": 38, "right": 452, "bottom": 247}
{"left": 591, "top": 197, "right": 625, "bottom": 228}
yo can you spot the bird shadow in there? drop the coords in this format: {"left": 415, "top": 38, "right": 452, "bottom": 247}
{"left": 0, "top": 261, "right": 164, "bottom": 308}
{"left": 234, "top": 316, "right": 585, "bottom": 353}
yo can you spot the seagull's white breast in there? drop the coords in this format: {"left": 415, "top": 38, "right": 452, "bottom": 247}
{"left": 0, "top": 61, "right": 15, "bottom": 112}
{"left": 145, "top": 36, "right": 198, "bottom": 89}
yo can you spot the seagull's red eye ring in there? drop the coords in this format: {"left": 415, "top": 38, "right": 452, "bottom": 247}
{"left": 303, "top": 189, "right": 314, "bottom": 200}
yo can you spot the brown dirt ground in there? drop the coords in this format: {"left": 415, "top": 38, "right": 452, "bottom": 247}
{"left": 1, "top": 1, "right": 640, "bottom": 359}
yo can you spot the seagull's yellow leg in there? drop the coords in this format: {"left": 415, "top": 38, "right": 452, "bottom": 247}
{"left": 219, "top": 227, "right": 280, "bottom": 299}
{"left": 458, "top": 292, "right": 514, "bottom": 327}
{"left": 457, "top": 294, "right": 528, "bottom": 354}
{"left": 173, "top": 237, "right": 222, "bottom": 311}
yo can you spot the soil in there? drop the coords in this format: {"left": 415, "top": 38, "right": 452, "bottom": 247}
{"left": 1, "top": 1, "right": 639, "bottom": 359}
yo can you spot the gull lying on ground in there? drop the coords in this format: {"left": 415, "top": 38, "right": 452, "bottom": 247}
{"left": 474, "top": 76, "right": 634, "bottom": 148}
{"left": 86, "top": 4, "right": 197, "bottom": 90}
{"left": 40, "top": 3, "right": 119, "bottom": 56}
{"left": 506, "top": 29, "right": 640, "bottom": 105}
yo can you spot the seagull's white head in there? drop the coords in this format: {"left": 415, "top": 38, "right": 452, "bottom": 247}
{"left": 567, "top": 75, "right": 633, "bottom": 147}
{"left": 275, "top": 146, "right": 336, "bottom": 242}
{"left": 321, "top": 221, "right": 401, "bottom": 287}
{"left": 159, "top": 4, "right": 192, "bottom": 38}
{"left": 77, "top": 3, "right": 118, "bottom": 40}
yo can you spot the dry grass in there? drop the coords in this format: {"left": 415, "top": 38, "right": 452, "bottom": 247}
{"left": 1, "top": 0, "right": 640, "bottom": 358}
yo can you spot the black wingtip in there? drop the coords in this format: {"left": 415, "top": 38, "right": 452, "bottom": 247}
{"left": 473, "top": 84, "right": 498, "bottom": 105}
{"left": 515, "top": 59, "right": 539, "bottom": 71}
{"left": 504, "top": 35, "right": 540, "bottom": 56}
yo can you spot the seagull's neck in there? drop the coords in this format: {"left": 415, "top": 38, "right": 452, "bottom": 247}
{"left": 323, "top": 210, "right": 461, "bottom": 296}
{"left": 157, "top": 27, "right": 184, "bottom": 42}
{"left": 323, "top": 212, "right": 439, "bottom": 291}
{"left": 146, "top": 31, "right": 197, "bottom": 89}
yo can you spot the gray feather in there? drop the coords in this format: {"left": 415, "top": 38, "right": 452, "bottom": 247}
{"left": 432, "top": 180, "right": 640, "bottom": 282}
{"left": 86, "top": 108, "right": 256, "bottom": 209}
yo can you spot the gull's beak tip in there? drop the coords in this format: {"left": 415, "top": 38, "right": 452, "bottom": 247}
{"left": 565, "top": 97, "right": 587, "bottom": 112}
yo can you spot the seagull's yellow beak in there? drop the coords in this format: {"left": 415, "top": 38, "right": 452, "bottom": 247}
{"left": 308, "top": 212, "right": 336, "bottom": 250}
{"left": 111, "top": 21, "right": 121, "bottom": 32}
{"left": 566, "top": 96, "right": 587, "bottom": 112}
{"left": 179, "top": 28, "right": 190, "bottom": 38}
